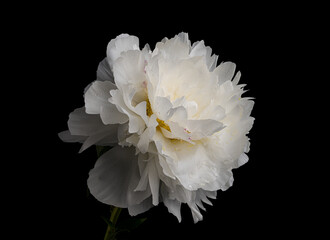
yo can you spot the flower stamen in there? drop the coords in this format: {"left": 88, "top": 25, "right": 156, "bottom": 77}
{"left": 146, "top": 98, "right": 153, "bottom": 117}
{"left": 146, "top": 98, "right": 171, "bottom": 132}
{"left": 184, "top": 128, "right": 191, "bottom": 134}
{"left": 156, "top": 118, "right": 171, "bottom": 132}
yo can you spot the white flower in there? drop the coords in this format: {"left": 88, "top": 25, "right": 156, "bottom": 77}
{"left": 59, "top": 33, "right": 255, "bottom": 223}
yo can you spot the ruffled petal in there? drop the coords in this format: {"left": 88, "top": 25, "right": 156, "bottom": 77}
{"left": 113, "top": 50, "right": 147, "bottom": 92}
{"left": 128, "top": 197, "right": 153, "bottom": 216}
{"left": 232, "top": 71, "right": 241, "bottom": 85}
{"left": 187, "top": 119, "right": 225, "bottom": 140}
{"left": 133, "top": 155, "right": 160, "bottom": 206}
{"left": 169, "top": 106, "right": 188, "bottom": 124}
{"left": 84, "top": 80, "right": 128, "bottom": 125}
{"left": 161, "top": 184, "right": 182, "bottom": 222}
{"left": 195, "top": 189, "right": 216, "bottom": 211}
{"left": 153, "top": 96, "right": 173, "bottom": 121}
{"left": 199, "top": 105, "right": 226, "bottom": 122}
{"left": 107, "top": 34, "right": 139, "bottom": 69}
{"left": 87, "top": 146, "right": 151, "bottom": 208}
{"left": 109, "top": 89, "right": 145, "bottom": 134}
{"left": 136, "top": 115, "right": 157, "bottom": 153}
{"left": 154, "top": 131, "right": 221, "bottom": 191}
{"left": 177, "top": 32, "right": 191, "bottom": 47}
{"left": 134, "top": 163, "right": 149, "bottom": 192}
{"left": 153, "top": 34, "right": 190, "bottom": 60}
{"left": 188, "top": 202, "right": 203, "bottom": 223}
{"left": 99, "top": 104, "right": 128, "bottom": 125}
{"left": 148, "top": 158, "right": 160, "bottom": 205}
{"left": 153, "top": 146, "right": 176, "bottom": 180}
{"left": 214, "top": 62, "right": 236, "bottom": 85}
{"left": 236, "top": 152, "right": 249, "bottom": 168}
{"left": 85, "top": 81, "right": 116, "bottom": 115}
{"left": 190, "top": 40, "right": 218, "bottom": 71}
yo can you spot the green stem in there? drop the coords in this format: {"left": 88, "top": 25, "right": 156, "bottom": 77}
{"left": 110, "top": 207, "right": 122, "bottom": 225}
{"left": 104, "top": 207, "right": 122, "bottom": 240}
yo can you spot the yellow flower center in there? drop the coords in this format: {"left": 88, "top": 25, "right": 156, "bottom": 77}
{"left": 146, "top": 99, "right": 171, "bottom": 132}
{"left": 146, "top": 98, "right": 153, "bottom": 117}
{"left": 156, "top": 118, "right": 171, "bottom": 132}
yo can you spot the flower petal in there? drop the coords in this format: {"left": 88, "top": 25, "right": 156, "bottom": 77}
{"left": 78, "top": 126, "right": 118, "bottom": 153}
{"left": 169, "top": 106, "right": 188, "bottom": 124}
{"left": 232, "top": 71, "right": 241, "bottom": 85}
{"left": 153, "top": 96, "right": 173, "bottom": 120}
{"left": 190, "top": 40, "right": 218, "bottom": 71}
{"left": 134, "top": 163, "right": 149, "bottom": 192}
{"left": 113, "top": 50, "right": 147, "bottom": 92}
{"left": 199, "top": 105, "right": 226, "bottom": 122}
{"left": 67, "top": 107, "right": 105, "bottom": 136}
{"left": 177, "top": 32, "right": 191, "bottom": 47}
{"left": 195, "top": 189, "right": 216, "bottom": 210}
{"left": 128, "top": 197, "right": 153, "bottom": 216}
{"left": 99, "top": 104, "right": 128, "bottom": 125}
{"left": 187, "top": 119, "right": 225, "bottom": 140}
{"left": 154, "top": 35, "right": 190, "bottom": 60}
{"left": 148, "top": 158, "right": 160, "bottom": 206}
{"left": 58, "top": 130, "right": 86, "bottom": 143}
{"left": 136, "top": 115, "right": 157, "bottom": 154}
{"left": 136, "top": 128, "right": 151, "bottom": 154}
{"left": 154, "top": 131, "right": 220, "bottom": 191}
{"left": 237, "top": 152, "right": 249, "bottom": 168}
{"left": 153, "top": 145, "right": 176, "bottom": 179}
{"left": 134, "top": 155, "right": 160, "bottom": 206}
{"left": 166, "top": 122, "right": 193, "bottom": 144}
{"left": 160, "top": 184, "right": 183, "bottom": 222}
{"left": 63, "top": 107, "right": 119, "bottom": 152}
{"left": 109, "top": 89, "right": 146, "bottom": 135}
{"left": 215, "top": 61, "right": 236, "bottom": 85}
{"left": 85, "top": 80, "right": 116, "bottom": 115}
{"left": 96, "top": 57, "right": 114, "bottom": 82}
{"left": 188, "top": 202, "right": 203, "bottom": 223}
{"left": 107, "top": 34, "right": 139, "bottom": 69}
{"left": 87, "top": 146, "right": 151, "bottom": 208}
{"left": 163, "top": 197, "right": 182, "bottom": 222}
{"left": 84, "top": 80, "right": 128, "bottom": 125}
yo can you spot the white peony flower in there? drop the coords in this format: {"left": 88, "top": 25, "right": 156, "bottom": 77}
{"left": 59, "top": 33, "right": 255, "bottom": 223}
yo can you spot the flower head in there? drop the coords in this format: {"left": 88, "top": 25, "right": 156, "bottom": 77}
{"left": 59, "top": 33, "right": 255, "bottom": 222}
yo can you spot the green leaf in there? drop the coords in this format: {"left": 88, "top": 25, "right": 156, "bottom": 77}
{"left": 101, "top": 216, "right": 115, "bottom": 229}
{"left": 117, "top": 217, "right": 147, "bottom": 232}
{"left": 96, "top": 145, "right": 112, "bottom": 157}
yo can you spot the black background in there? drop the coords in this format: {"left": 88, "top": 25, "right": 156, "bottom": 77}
{"left": 9, "top": 4, "right": 315, "bottom": 239}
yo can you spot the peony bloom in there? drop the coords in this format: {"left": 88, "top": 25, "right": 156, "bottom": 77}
{"left": 59, "top": 33, "right": 254, "bottom": 223}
